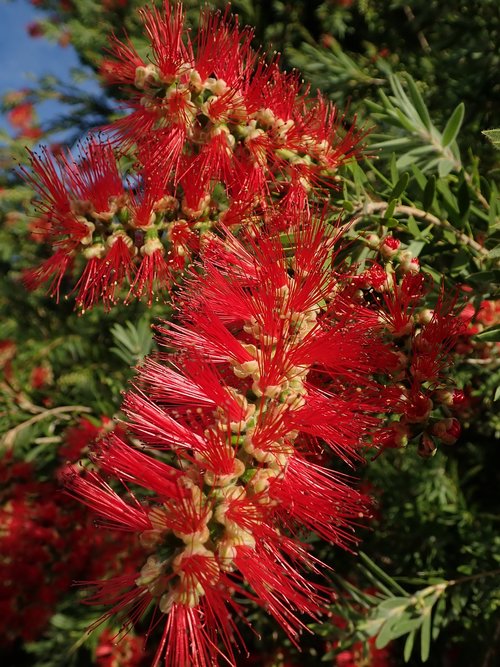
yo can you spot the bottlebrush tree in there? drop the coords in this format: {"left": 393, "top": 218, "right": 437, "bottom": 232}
{"left": 1, "top": 2, "right": 498, "bottom": 667}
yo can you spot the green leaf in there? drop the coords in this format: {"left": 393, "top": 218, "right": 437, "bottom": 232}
{"left": 475, "top": 325, "right": 500, "bottom": 342}
{"left": 337, "top": 579, "right": 381, "bottom": 608}
{"left": 482, "top": 128, "right": 500, "bottom": 151}
{"left": 406, "top": 75, "right": 432, "bottom": 130}
{"left": 390, "top": 617, "right": 424, "bottom": 641}
{"left": 407, "top": 215, "right": 421, "bottom": 238}
{"left": 422, "top": 175, "right": 436, "bottom": 210}
{"left": 457, "top": 180, "right": 470, "bottom": 217}
{"left": 411, "top": 164, "right": 427, "bottom": 189}
{"left": 436, "top": 180, "right": 460, "bottom": 213}
{"left": 442, "top": 103, "right": 465, "bottom": 147}
{"left": 377, "top": 597, "right": 410, "bottom": 612}
{"left": 467, "top": 270, "right": 500, "bottom": 286}
{"left": 420, "top": 610, "right": 432, "bottom": 662}
{"left": 359, "top": 553, "right": 408, "bottom": 595}
{"left": 487, "top": 246, "right": 500, "bottom": 260}
{"left": 443, "top": 228, "right": 458, "bottom": 244}
{"left": 407, "top": 240, "right": 426, "bottom": 257}
{"left": 396, "top": 146, "right": 434, "bottom": 170}
{"left": 438, "top": 158, "right": 456, "bottom": 177}
{"left": 375, "top": 617, "right": 399, "bottom": 649}
{"left": 384, "top": 200, "right": 397, "bottom": 220}
{"left": 395, "top": 107, "right": 421, "bottom": 133}
{"left": 432, "top": 596, "right": 446, "bottom": 640}
{"left": 450, "top": 248, "right": 471, "bottom": 276}
{"left": 390, "top": 172, "right": 410, "bottom": 200}
{"left": 385, "top": 217, "right": 399, "bottom": 228}
{"left": 389, "top": 153, "right": 398, "bottom": 183}
{"left": 110, "top": 317, "right": 154, "bottom": 366}
{"left": 404, "top": 629, "right": 416, "bottom": 662}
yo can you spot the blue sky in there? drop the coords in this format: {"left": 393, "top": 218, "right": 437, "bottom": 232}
{"left": 0, "top": 0, "right": 97, "bottom": 133}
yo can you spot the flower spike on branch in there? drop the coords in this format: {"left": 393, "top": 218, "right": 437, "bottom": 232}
{"left": 66, "top": 205, "right": 406, "bottom": 665}
{"left": 22, "top": 1, "right": 364, "bottom": 310}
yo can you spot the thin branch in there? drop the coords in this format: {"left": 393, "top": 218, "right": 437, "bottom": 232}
{"left": 1, "top": 405, "right": 92, "bottom": 449}
{"left": 463, "top": 171, "right": 491, "bottom": 211}
{"left": 447, "top": 568, "right": 500, "bottom": 587}
{"left": 403, "top": 5, "right": 431, "bottom": 54}
{"left": 350, "top": 201, "right": 489, "bottom": 256}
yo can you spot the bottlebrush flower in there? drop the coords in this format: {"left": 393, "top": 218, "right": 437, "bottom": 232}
{"left": 6, "top": 98, "right": 42, "bottom": 140}
{"left": 16, "top": 5, "right": 466, "bottom": 665}
{"left": 21, "top": 139, "right": 192, "bottom": 308}
{"left": 101, "top": 2, "right": 362, "bottom": 195}
{"left": 431, "top": 417, "right": 461, "bottom": 445}
{"left": 353, "top": 236, "right": 465, "bottom": 453}
{"left": 59, "top": 415, "right": 115, "bottom": 463}
{"left": 334, "top": 637, "right": 392, "bottom": 667}
{"left": 26, "top": 21, "right": 44, "bottom": 38}
{"left": 66, "top": 210, "right": 403, "bottom": 665}
{"left": 21, "top": 3, "right": 363, "bottom": 309}
{"left": 29, "top": 364, "right": 53, "bottom": 390}
{"left": 7, "top": 101, "right": 36, "bottom": 131}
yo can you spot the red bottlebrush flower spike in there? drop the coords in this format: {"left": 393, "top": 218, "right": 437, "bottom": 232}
{"left": 21, "top": 147, "right": 88, "bottom": 244}
{"left": 410, "top": 302, "right": 467, "bottom": 383}
{"left": 22, "top": 3, "right": 363, "bottom": 310}
{"left": 21, "top": 139, "right": 190, "bottom": 308}
{"left": 0, "top": 452, "right": 140, "bottom": 647}
{"left": 23, "top": 249, "right": 74, "bottom": 301}
{"left": 66, "top": 207, "right": 407, "bottom": 665}
{"left": 378, "top": 272, "right": 427, "bottom": 337}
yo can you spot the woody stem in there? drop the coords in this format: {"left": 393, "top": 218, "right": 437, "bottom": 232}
{"left": 350, "top": 201, "right": 488, "bottom": 256}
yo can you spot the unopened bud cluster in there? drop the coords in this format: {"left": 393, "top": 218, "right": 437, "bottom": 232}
{"left": 357, "top": 234, "right": 467, "bottom": 456}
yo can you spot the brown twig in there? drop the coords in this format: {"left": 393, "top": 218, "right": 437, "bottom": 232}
{"left": 350, "top": 201, "right": 489, "bottom": 256}
{"left": 403, "top": 5, "right": 431, "bottom": 54}
{"left": 1, "top": 405, "right": 92, "bottom": 449}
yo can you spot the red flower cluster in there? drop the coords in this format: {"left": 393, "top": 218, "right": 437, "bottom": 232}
{"left": 6, "top": 93, "right": 42, "bottom": 140}
{"left": 0, "top": 452, "right": 138, "bottom": 646}
{"left": 95, "top": 628, "right": 146, "bottom": 667}
{"left": 328, "top": 602, "right": 393, "bottom": 667}
{"left": 60, "top": 415, "right": 116, "bottom": 463}
{"left": 17, "top": 3, "right": 465, "bottom": 665}
{"left": 355, "top": 234, "right": 467, "bottom": 455}
{"left": 22, "top": 2, "right": 362, "bottom": 310}
{"left": 456, "top": 298, "right": 500, "bottom": 356}
{"left": 335, "top": 637, "right": 392, "bottom": 667}
{"left": 65, "top": 211, "right": 407, "bottom": 666}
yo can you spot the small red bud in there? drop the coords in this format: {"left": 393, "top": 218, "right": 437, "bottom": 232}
{"left": 431, "top": 418, "right": 461, "bottom": 445}
{"left": 380, "top": 235, "right": 401, "bottom": 259}
{"left": 405, "top": 392, "right": 433, "bottom": 423}
{"left": 418, "top": 432, "right": 437, "bottom": 458}
{"left": 434, "top": 388, "right": 466, "bottom": 408}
